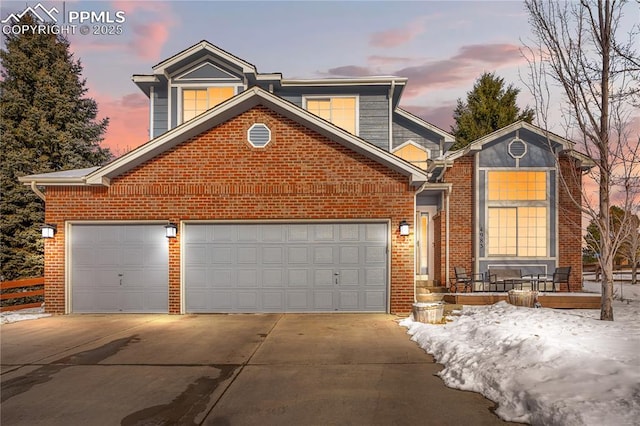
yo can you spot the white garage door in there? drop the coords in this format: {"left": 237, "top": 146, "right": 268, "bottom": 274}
{"left": 184, "top": 223, "right": 388, "bottom": 313}
{"left": 71, "top": 224, "right": 169, "bottom": 313}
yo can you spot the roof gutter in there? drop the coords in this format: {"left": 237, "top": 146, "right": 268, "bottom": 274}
{"left": 30, "top": 181, "right": 46, "bottom": 201}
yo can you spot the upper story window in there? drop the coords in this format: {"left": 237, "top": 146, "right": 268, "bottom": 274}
{"left": 182, "top": 87, "right": 235, "bottom": 122}
{"left": 486, "top": 171, "right": 548, "bottom": 257}
{"left": 488, "top": 171, "right": 546, "bottom": 201}
{"left": 304, "top": 96, "right": 357, "bottom": 135}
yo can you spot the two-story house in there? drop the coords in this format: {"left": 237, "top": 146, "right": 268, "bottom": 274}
{"left": 20, "top": 41, "right": 589, "bottom": 315}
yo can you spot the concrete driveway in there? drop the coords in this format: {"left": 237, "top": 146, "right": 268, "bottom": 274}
{"left": 1, "top": 314, "right": 516, "bottom": 425}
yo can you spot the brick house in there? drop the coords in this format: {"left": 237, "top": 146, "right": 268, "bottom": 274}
{"left": 20, "top": 41, "right": 590, "bottom": 315}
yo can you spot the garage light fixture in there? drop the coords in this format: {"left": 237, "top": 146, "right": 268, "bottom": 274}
{"left": 399, "top": 220, "right": 410, "bottom": 236}
{"left": 41, "top": 223, "right": 57, "bottom": 239}
{"left": 165, "top": 223, "right": 178, "bottom": 238}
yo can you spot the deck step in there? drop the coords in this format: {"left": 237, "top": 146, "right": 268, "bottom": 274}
{"left": 416, "top": 293, "right": 446, "bottom": 303}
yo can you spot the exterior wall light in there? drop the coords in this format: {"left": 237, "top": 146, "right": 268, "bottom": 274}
{"left": 399, "top": 220, "right": 410, "bottom": 236}
{"left": 41, "top": 224, "right": 57, "bottom": 239}
{"left": 165, "top": 223, "right": 178, "bottom": 238}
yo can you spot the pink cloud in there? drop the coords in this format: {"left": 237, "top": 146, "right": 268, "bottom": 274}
{"left": 130, "top": 21, "right": 171, "bottom": 60}
{"left": 395, "top": 43, "right": 525, "bottom": 97}
{"left": 91, "top": 90, "right": 149, "bottom": 156}
{"left": 370, "top": 17, "right": 427, "bottom": 48}
{"left": 368, "top": 55, "right": 414, "bottom": 66}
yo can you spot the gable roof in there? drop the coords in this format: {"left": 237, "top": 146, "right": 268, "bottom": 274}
{"left": 444, "top": 120, "right": 595, "bottom": 168}
{"left": 20, "top": 87, "right": 429, "bottom": 188}
{"left": 395, "top": 108, "right": 455, "bottom": 146}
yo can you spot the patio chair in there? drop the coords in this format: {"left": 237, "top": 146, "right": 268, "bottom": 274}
{"left": 537, "top": 266, "right": 571, "bottom": 292}
{"left": 450, "top": 267, "right": 483, "bottom": 293}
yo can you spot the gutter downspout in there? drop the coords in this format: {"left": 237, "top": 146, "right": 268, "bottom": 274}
{"left": 30, "top": 181, "right": 46, "bottom": 201}
{"left": 445, "top": 186, "right": 450, "bottom": 287}
{"left": 388, "top": 80, "right": 395, "bottom": 151}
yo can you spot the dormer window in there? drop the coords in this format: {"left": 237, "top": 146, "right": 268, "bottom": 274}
{"left": 304, "top": 96, "right": 358, "bottom": 135}
{"left": 182, "top": 87, "right": 235, "bottom": 122}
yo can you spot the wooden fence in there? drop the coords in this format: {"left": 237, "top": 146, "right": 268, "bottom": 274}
{"left": 1, "top": 277, "right": 44, "bottom": 312}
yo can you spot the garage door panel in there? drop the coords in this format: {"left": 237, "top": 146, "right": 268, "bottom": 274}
{"left": 263, "top": 247, "right": 283, "bottom": 264}
{"left": 237, "top": 291, "right": 259, "bottom": 309}
{"left": 71, "top": 224, "right": 168, "bottom": 313}
{"left": 340, "top": 269, "right": 359, "bottom": 286}
{"left": 263, "top": 291, "right": 284, "bottom": 310}
{"left": 314, "top": 247, "right": 334, "bottom": 264}
{"left": 288, "top": 247, "right": 309, "bottom": 263}
{"left": 185, "top": 223, "right": 387, "bottom": 313}
{"left": 313, "top": 291, "right": 333, "bottom": 309}
{"left": 211, "top": 269, "right": 233, "bottom": 287}
{"left": 237, "top": 269, "right": 258, "bottom": 287}
{"left": 339, "top": 224, "right": 359, "bottom": 241}
{"left": 314, "top": 269, "right": 334, "bottom": 286}
{"left": 339, "top": 291, "right": 359, "bottom": 309}
{"left": 288, "top": 269, "right": 309, "bottom": 287}
{"left": 287, "top": 291, "right": 309, "bottom": 309}
{"left": 263, "top": 269, "right": 283, "bottom": 287}
{"left": 365, "top": 246, "right": 386, "bottom": 263}
{"left": 185, "top": 245, "right": 207, "bottom": 265}
{"left": 237, "top": 247, "right": 257, "bottom": 263}
{"left": 365, "top": 269, "right": 385, "bottom": 286}
{"left": 339, "top": 246, "right": 359, "bottom": 264}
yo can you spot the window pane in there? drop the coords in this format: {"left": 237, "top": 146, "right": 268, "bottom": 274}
{"left": 306, "top": 97, "right": 356, "bottom": 134}
{"left": 487, "top": 208, "right": 517, "bottom": 256}
{"left": 208, "top": 86, "right": 235, "bottom": 107}
{"left": 488, "top": 171, "right": 546, "bottom": 201}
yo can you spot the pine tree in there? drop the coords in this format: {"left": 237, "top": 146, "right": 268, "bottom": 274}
{"left": 0, "top": 14, "right": 112, "bottom": 280}
{"left": 450, "top": 72, "right": 534, "bottom": 150}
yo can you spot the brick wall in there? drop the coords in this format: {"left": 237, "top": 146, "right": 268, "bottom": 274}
{"left": 558, "top": 155, "right": 584, "bottom": 291}
{"left": 44, "top": 106, "right": 417, "bottom": 314}
{"left": 439, "top": 156, "right": 475, "bottom": 283}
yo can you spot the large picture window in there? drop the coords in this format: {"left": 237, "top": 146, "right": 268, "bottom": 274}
{"left": 182, "top": 87, "right": 235, "bottom": 122}
{"left": 486, "top": 171, "right": 548, "bottom": 257}
{"left": 305, "top": 97, "right": 357, "bottom": 134}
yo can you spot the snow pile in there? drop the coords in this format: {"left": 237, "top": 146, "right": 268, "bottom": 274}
{"left": 0, "top": 306, "right": 50, "bottom": 324}
{"left": 401, "top": 284, "right": 640, "bottom": 425}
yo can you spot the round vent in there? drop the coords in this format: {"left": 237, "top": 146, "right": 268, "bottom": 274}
{"left": 508, "top": 138, "right": 527, "bottom": 159}
{"left": 248, "top": 123, "right": 271, "bottom": 148}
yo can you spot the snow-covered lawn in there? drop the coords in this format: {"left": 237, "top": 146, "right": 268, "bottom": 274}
{"left": 401, "top": 283, "right": 640, "bottom": 425}
{"left": 0, "top": 306, "right": 50, "bottom": 324}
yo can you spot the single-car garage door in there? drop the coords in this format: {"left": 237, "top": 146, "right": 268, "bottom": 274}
{"left": 184, "top": 223, "right": 388, "bottom": 313}
{"left": 71, "top": 224, "right": 169, "bottom": 313}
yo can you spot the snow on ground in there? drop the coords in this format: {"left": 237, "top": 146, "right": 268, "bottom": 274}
{"left": 0, "top": 306, "right": 50, "bottom": 324}
{"left": 401, "top": 282, "right": 640, "bottom": 426}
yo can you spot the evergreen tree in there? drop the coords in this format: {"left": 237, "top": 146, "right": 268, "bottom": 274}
{"left": 450, "top": 72, "right": 534, "bottom": 150}
{"left": 0, "top": 14, "right": 112, "bottom": 280}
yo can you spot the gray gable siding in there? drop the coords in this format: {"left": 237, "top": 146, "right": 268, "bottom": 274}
{"left": 392, "top": 114, "right": 442, "bottom": 158}
{"left": 176, "top": 62, "right": 242, "bottom": 80}
{"left": 478, "top": 132, "right": 556, "bottom": 168}
{"left": 152, "top": 85, "right": 168, "bottom": 138}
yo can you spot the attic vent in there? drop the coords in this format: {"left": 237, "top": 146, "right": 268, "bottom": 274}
{"left": 508, "top": 138, "right": 527, "bottom": 159}
{"left": 248, "top": 123, "right": 271, "bottom": 148}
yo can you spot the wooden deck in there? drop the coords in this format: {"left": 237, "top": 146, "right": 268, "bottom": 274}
{"left": 442, "top": 292, "right": 601, "bottom": 309}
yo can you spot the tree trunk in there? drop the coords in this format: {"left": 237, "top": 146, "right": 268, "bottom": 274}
{"left": 632, "top": 263, "right": 637, "bottom": 285}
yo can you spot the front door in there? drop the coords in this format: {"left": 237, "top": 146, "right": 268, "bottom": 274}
{"left": 416, "top": 210, "right": 430, "bottom": 279}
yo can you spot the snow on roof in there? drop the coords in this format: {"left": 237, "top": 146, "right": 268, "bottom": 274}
{"left": 20, "top": 167, "right": 100, "bottom": 180}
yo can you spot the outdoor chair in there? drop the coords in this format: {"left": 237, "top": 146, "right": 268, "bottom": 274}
{"left": 450, "top": 267, "right": 484, "bottom": 293}
{"left": 537, "top": 266, "right": 571, "bottom": 292}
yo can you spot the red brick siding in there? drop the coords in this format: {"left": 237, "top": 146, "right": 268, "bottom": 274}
{"left": 44, "top": 106, "right": 416, "bottom": 314}
{"left": 558, "top": 156, "right": 583, "bottom": 291}
{"left": 440, "top": 156, "right": 475, "bottom": 283}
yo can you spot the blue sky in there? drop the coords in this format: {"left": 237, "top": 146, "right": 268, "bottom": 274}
{"left": 0, "top": 1, "right": 632, "bottom": 154}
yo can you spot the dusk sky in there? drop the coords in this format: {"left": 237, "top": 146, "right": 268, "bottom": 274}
{"left": 1, "top": 1, "right": 638, "bottom": 156}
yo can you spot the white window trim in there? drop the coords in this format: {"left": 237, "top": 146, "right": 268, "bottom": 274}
{"left": 247, "top": 123, "right": 272, "bottom": 148}
{"left": 484, "top": 169, "right": 551, "bottom": 258}
{"left": 302, "top": 94, "right": 360, "bottom": 136}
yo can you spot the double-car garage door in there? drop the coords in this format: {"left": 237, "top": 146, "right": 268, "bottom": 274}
{"left": 71, "top": 222, "right": 388, "bottom": 313}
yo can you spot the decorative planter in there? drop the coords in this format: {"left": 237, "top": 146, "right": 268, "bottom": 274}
{"left": 412, "top": 302, "right": 445, "bottom": 323}
{"left": 508, "top": 290, "right": 538, "bottom": 308}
